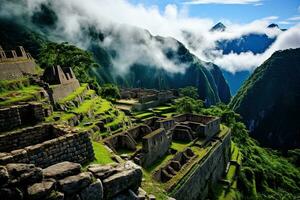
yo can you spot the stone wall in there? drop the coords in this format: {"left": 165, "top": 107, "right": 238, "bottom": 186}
{"left": 0, "top": 103, "right": 45, "bottom": 132}
{"left": 50, "top": 80, "right": 80, "bottom": 103}
{"left": 141, "top": 128, "right": 171, "bottom": 167}
{"left": 153, "top": 148, "right": 195, "bottom": 183}
{"left": 0, "top": 61, "right": 36, "bottom": 80}
{"left": 173, "top": 114, "right": 220, "bottom": 139}
{"left": 0, "top": 124, "right": 94, "bottom": 168}
{"left": 170, "top": 130, "right": 231, "bottom": 200}
{"left": 0, "top": 161, "right": 144, "bottom": 200}
{"left": 155, "top": 118, "right": 175, "bottom": 131}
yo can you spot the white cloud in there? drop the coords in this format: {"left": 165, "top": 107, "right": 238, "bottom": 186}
{"left": 1, "top": 0, "right": 299, "bottom": 74}
{"left": 278, "top": 21, "right": 293, "bottom": 25}
{"left": 184, "top": 0, "right": 262, "bottom": 5}
{"left": 287, "top": 16, "right": 300, "bottom": 21}
{"left": 212, "top": 25, "right": 300, "bottom": 73}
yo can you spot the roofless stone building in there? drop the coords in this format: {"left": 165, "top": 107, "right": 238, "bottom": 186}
{"left": 0, "top": 45, "right": 36, "bottom": 80}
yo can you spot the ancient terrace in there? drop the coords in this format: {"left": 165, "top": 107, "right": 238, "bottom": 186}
{"left": 116, "top": 88, "right": 175, "bottom": 112}
{"left": 104, "top": 113, "right": 231, "bottom": 199}
{"left": 0, "top": 45, "right": 234, "bottom": 200}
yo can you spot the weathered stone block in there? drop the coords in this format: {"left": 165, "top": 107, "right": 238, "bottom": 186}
{"left": 43, "top": 162, "right": 81, "bottom": 180}
{"left": 58, "top": 172, "right": 92, "bottom": 194}
{"left": 27, "top": 179, "right": 56, "bottom": 200}
{"left": 80, "top": 179, "right": 103, "bottom": 200}
{"left": 103, "top": 167, "right": 142, "bottom": 199}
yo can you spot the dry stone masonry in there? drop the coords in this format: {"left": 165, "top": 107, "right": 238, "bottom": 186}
{"left": 0, "top": 161, "right": 144, "bottom": 200}
{"left": 0, "top": 124, "right": 94, "bottom": 168}
{"left": 0, "top": 46, "right": 36, "bottom": 80}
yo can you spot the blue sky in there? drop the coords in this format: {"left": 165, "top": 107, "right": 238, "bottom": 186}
{"left": 129, "top": 0, "right": 300, "bottom": 28}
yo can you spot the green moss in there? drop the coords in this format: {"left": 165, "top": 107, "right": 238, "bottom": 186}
{"left": 134, "top": 112, "right": 154, "bottom": 119}
{"left": 142, "top": 170, "right": 169, "bottom": 200}
{"left": 91, "top": 141, "right": 114, "bottom": 165}
{"left": 59, "top": 83, "right": 88, "bottom": 104}
{"left": 73, "top": 99, "right": 95, "bottom": 114}
{"left": 0, "top": 85, "right": 42, "bottom": 106}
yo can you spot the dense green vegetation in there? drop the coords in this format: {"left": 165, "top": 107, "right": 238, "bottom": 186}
{"left": 39, "top": 42, "right": 101, "bottom": 93}
{"left": 179, "top": 86, "right": 199, "bottom": 99}
{"left": 230, "top": 48, "right": 300, "bottom": 149}
{"left": 175, "top": 99, "right": 300, "bottom": 199}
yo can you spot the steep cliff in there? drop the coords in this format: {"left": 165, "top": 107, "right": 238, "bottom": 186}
{"left": 230, "top": 48, "right": 300, "bottom": 149}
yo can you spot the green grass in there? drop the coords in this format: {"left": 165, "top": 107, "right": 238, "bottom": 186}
{"left": 134, "top": 112, "right": 154, "bottom": 119}
{"left": 73, "top": 99, "right": 95, "bottom": 114}
{"left": 171, "top": 141, "right": 193, "bottom": 152}
{"left": 0, "top": 78, "right": 30, "bottom": 92}
{"left": 91, "top": 141, "right": 114, "bottom": 165}
{"left": 59, "top": 83, "right": 88, "bottom": 103}
{"left": 95, "top": 100, "right": 112, "bottom": 115}
{"left": 142, "top": 170, "right": 169, "bottom": 200}
{"left": 105, "top": 111, "right": 126, "bottom": 128}
{"left": 0, "top": 85, "right": 42, "bottom": 106}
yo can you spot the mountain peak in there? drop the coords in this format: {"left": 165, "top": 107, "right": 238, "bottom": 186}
{"left": 210, "top": 22, "right": 226, "bottom": 32}
{"left": 267, "top": 23, "right": 279, "bottom": 29}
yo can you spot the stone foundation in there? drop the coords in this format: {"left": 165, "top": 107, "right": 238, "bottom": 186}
{"left": 170, "top": 130, "right": 231, "bottom": 200}
{"left": 0, "top": 103, "right": 46, "bottom": 132}
{"left": 0, "top": 124, "right": 94, "bottom": 168}
{"left": 0, "top": 161, "right": 144, "bottom": 200}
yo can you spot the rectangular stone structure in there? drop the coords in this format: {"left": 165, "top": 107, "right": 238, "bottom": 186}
{"left": 141, "top": 128, "right": 171, "bottom": 167}
{"left": 0, "top": 124, "right": 94, "bottom": 168}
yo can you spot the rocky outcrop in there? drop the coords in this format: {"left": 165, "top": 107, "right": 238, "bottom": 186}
{"left": 0, "top": 161, "right": 144, "bottom": 200}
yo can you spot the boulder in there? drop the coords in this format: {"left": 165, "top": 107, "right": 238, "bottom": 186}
{"left": 137, "top": 187, "right": 147, "bottom": 200}
{"left": 102, "top": 168, "right": 142, "bottom": 199}
{"left": 58, "top": 172, "right": 92, "bottom": 194}
{"left": 87, "top": 164, "right": 118, "bottom": 180}
{"left": 0, "top": 166, "right": 9, "bottom": 186}
{"left": 43, "top": 162, "right": 81, "bottom": 179}
{"left": 149, "top": 194, "right": 156, "bottom": 200}
{"left": 27, "top": 179, "right": 56, "bottom": 200}
{"left": 0, "top": 187, "right": 23, "bottom": 200}
{"left": 6, "top": 163, "right": 43, "bottom": 185}
{"left": 80, "top": 179, "right": 103, "bottom": 200}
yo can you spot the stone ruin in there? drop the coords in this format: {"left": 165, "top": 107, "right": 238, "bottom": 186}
{"left": 0, "top": 123, "right": 94, "bottom": 168}
{"left": 0, "top": 161, "right": 145, "bottom": 200}
{"left": 0, "top": 45, "right": 36, "bottom": 80}
{"left": 0, "top": 100, "right": 94, "bottom": 169}
{"left": 104, "top": 113, "right": 220, "bottom": 169}
{"left": 119, "top": 88, "right": 175, "bottom": 111}
{"left": 172, "top": 113, "right": 220, "bottom": 141}
{"left": 153, "top": 148, "right": 196, "bottom": 183}
{"left": 0, "top": 102, "right": 51, "bottom": 132}
{"left": 42, "top": 65, "right": 80, "bottom": 103}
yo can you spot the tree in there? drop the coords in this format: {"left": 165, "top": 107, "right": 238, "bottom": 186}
{"left": 179, "top": 86, "right": 199, "bottom": 99}
{"left": 100, "top": 84, "right": 120, "bottom": 100}
{"left": 174, "top": 97, "right": 204, "bottom": 113}
{"left": 38, "top": 42, "right": 101, "bottom": 93}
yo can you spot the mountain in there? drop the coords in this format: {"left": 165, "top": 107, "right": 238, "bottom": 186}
{"left": 0, "top": 16, "right": 231, "bottom": 105}
{"left": 90, "top": 33, "right": 231, "bottom": 105}
{"left": 230, "top": 48, "right": 300, "bottom": 149}
{"left": 216, "top": 23, "right": 280, "bottom": 54}
{"left": 210, "top": 22, "right": 226, "bottom": 32}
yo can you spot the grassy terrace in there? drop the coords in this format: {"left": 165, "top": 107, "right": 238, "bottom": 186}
{"left": 90, "top": 141, "right": 114, "bottom": 165}
{"left": 0, "top": 85, "right": 42, "bottom": 106}
{"left": 140, "top": 125, "right": 230, "bottom": 199}
{"left": 214, "top": 142, "right": 242, "bottom": 200}
{"left": 167, "top": 125, "right": 231, "bottom": 193}
{"left": 58, "top": 83, "right": 88, "bottom": 103}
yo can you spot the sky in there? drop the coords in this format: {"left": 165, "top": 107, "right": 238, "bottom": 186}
{"left": 129, "top": 0, "right": 300, "bottom": 29}
{"left": 2, "top": 0, "right": 300, "bottom": 74}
